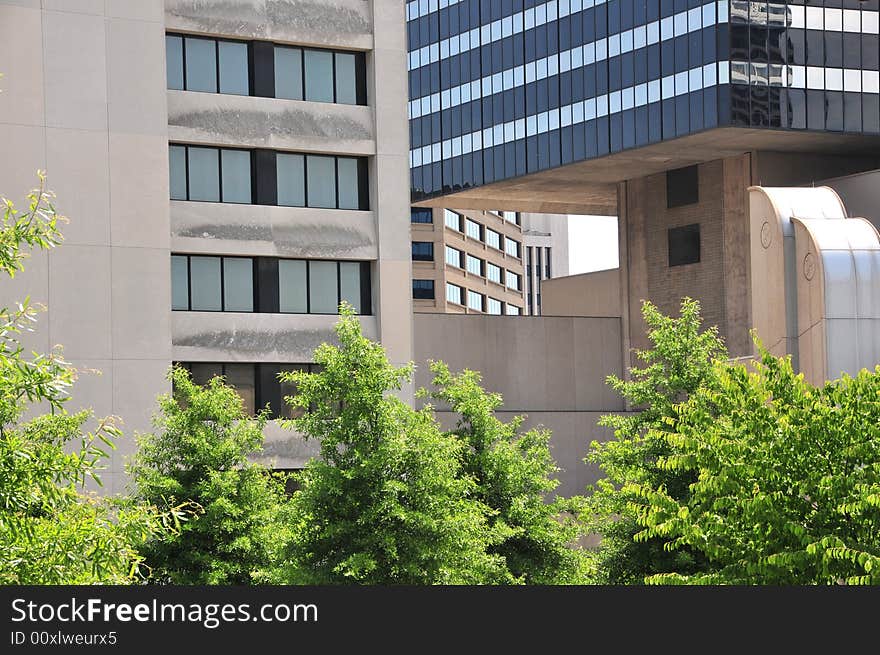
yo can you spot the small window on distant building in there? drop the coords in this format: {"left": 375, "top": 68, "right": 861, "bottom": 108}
{"left": 668, "top": 224, "right": 701, "bottom": 267}
{"left": 666, "top": 165, "right": 699, "bottom": 208}
{"left": 411, "top": 208, "right": 433, "bottom": 223}
{"left": 412, "top": 279, "right": 435, "bottom": 299}
{"left": 411, "top": 241, "right": 434, "bottom": 261}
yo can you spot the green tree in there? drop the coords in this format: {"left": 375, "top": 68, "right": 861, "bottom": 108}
{"left": 130, "top": 366, "right": 293, "bottom": 584}
{"left": 276, "top": 307, "right": 508, "bottom": 584}
{"left": 0, "top": 174, "right": 176, "bottom": 584}
{"left": 424, "top": 362, "right": 591, "bottom": 584}
{"left": 630, "top": 349, "right": 880, "bottom": 585}
{"left": 584, "top": 298, "right": 725, "bottom": 584}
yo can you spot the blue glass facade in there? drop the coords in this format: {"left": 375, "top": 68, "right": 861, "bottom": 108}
{"left": 407, "top": 0, "right": 880, "bottom": 200}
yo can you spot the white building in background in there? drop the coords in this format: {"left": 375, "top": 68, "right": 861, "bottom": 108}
{"left": 521, "top": 213, "right": 570, "bottom": 316}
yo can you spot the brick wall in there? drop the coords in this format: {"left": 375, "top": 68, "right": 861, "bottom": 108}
{"left": 625, "top": 155, "right": 751, "bottom": 357}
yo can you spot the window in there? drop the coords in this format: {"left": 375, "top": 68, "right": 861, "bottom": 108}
{"left": 486, "top": 262, "right": 502, "bottom": 284}
{"left": 275, "top": 46, "right": 365, "bottom": 105}
{"left": 667, "top": 165, "right": 699, "bottom": 208}
{"left": 307, "top": 155, "right": 336, "bottom": 209}
{"left": 486, "top": 229, "right": 501, "bottom": 250}
{"left": 412, "top": 242, "right": 434, "bottom": 261}
{"left": 487, "top": 297, "right": 502, "bottom": 314}
{"left": 444, "top": 209, "right": 463, "bottom": 231}
{"left": 505, "top": 270, "right": 521, "bottom": 291}
{"left": 172, "top": 255, "right": 371, "bottom": 314}
{"left": 277, "top": 153, "right": 306, "bottom": 207}
{"left": 504, "top": 237, "right": 521, "bottom": 258}
{"left": 171, "top": 255, "right": 253, "bottom": 312}
{"left": 446, "top": 283, "right": 463, "bottom": 305}
{"left": 467, "top": 290, "right": 484, "bottom": 312}
{"left": 411, "top": 208, "right": 433, "bottom": 223}
{"left": 166, "top": 33, "right": 366, "bottom": 105}
{"left": 501, "top": 211, "right": 519, "bottom": 225}
{"left": 412, "top": 279, "right": 435, "bottom": 299}
{"left": 176, "top": 362, "right": 322, "bottom": 419}
{"left": 465, "top": 219, "right": 482, "bottom": 240}
{"left": 506, "top": 304, "right": 522, "bottom": 316}
{"left": 445, "top": 246, "right": 462, "bottom": 268}
{"left": 466, "top": 254, "right": 483, "bottom": 276}
{"left": 668, "top": 224, "right": 701, "bottom": 266}
{"left": 165, "top": 35, "right": 249, "bottom": 95}
{"left": 169, "top": 145, "right": 368, "bottom": 209}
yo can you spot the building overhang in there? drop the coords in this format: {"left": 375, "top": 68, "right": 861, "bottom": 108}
{"left": 412, "top": 127, "right": 880, "bottom": 215}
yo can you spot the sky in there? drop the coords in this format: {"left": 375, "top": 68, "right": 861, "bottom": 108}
{"left": 567, "top": 214, "right": 619, "bottom": 275}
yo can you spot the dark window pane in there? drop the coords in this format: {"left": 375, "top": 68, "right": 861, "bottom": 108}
{"left": 668, "top": 224, "right": 701, "bottom": 266}
{"left": 218, "top": 41, "right": 249, "bottom": 95}
{"left": 171, "top": 255, "right": 189, "bottom": 310}
{"left": 223, "top": 258, "right": 253, "bottom": 312}
{"left": 334, "top": 52, "right": 357, "bottom": 105}
{"left": 279, "top": 259, "right": 307, "bottom": 313}
{"left": 187, "top": 146, "right": 219, "bottom": 202}
{"left": 166, "top": 35, "right": 184, "bottom": 90}
{"left": 666, "top": 165, "right": 699, "bottom": 208}
{"left": 275, "top": 47, "right": 303, "bottom": 100}
{"left": 305, "top": 50, "right": 334, "bottom": 102}
{"left": 339, "top": 261, "right": 362, "bottom": 313}
{"left": 189, "top": 256, "right": 222, "bottom": 310}
{"left": 169, "top": 145, "right": 187, "bottom": 200}
{"left": 412, "top": 279, "right": 435, "bottom": 299}
{"left": 277, "top": 153, "right": 305, "bottom": 206}
{"left": 224, "top": 364, "right": 256, "bottom": 416}
{"left": 307, "top": 155, "right": 336, "bottom": 208}
{"left": 221, "top": 149, "right": 251, "bottom": 203}
{"left": 412, "top": 241, "right": 434, "bottom": 261}
{"left": 184, "top": 37, "right": 217, "bottom": 92}
{"left": 337, "top": 157, "right": 360, "bottom": 210}
{"left": 308, "top": 260, "right": 338, "bottom": 313}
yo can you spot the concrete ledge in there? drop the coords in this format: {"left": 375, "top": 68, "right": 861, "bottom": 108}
{"left": 170, "top": 201, "right": 378, "bottom": 259}
{"left": 164, "top": 0, "right": 372, "bottom": 50}
{"left": 252, "top": 421, "right": 321, "bottom": 470}
{"left": 167, "top": 91, "right": 374, "bottom": 154}
{"left": 172, "top": 311, "right": 378, "bottom": 362}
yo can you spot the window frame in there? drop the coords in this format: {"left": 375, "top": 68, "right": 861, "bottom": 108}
{"left": 172, "top": 254, "right": 372, "bottom": 315}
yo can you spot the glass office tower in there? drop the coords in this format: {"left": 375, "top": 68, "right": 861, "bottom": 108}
{"left": 407, "top": 0, "right": 880, "bottom": 200}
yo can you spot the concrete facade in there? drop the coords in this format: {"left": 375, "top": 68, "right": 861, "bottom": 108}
{"left": 413, "top": 314, "right": 623, "bottom": 497}
{"left": 0, "top": 0, "right": 414, "bottom": 490}
{"left": 0, "top": 1, "right": 170, "bottom": 494}
{"left": 411, "top": 207, "right": 525, "bottom": 314}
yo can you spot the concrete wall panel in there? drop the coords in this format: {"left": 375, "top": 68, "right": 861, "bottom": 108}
{"left": 167, "top": 91, "right": 374, "bottom": 154}
{"left": 0, "top": 5, "right": 44, "bottom": 126}
{"left": 172, "top": 312, "right": 378, "bottom": 362}
{"left": 164, "top": 0, "right": 372, "bottom": 50}
{"left": 171, "top": 201, "right": 378, "bottom": 259}
{"left": 42, "top": 11, "right": 107, "bottom": 131}
{"left": 48, "top": 245, "right": 112, "bottom": 360}
{"left": 109, "top": 134, "right": 171, "bottom": 249}
{"left": 107, "top": 17, "right": 167, "bottom": 136}
{"left": 111, "top": 247, "right": 173, "bottom": 360}
{"left": 46, "top": 128, "right": 111, "bottom": 246}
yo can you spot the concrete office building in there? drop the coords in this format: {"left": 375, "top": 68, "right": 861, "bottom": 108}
{"left": 0, "top": 0, "right": 413, "bottom": 492}
{"left": 411, "top": 206, "right": 526, "bottom": 313}
{"left": 521, "top": 211, "right": 570, "bottom": 315}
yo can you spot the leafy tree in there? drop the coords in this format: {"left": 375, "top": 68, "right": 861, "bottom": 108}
{"left": 130, "top": 366, "right": 293, "bottom": 584}
{"left": 630, "top": 349, "right": 880, "bottom": 585}
{"left": 424, "top": 362, "right": 591, "bottom": 584}
{"left": 0, "top": 174, "right": 176, "bottom": 584}
{"left": 584, "top": 298, "right": 725, "bottom": 584}
{"left": 276, "top": 307, "right": 509, "bottom": 584}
